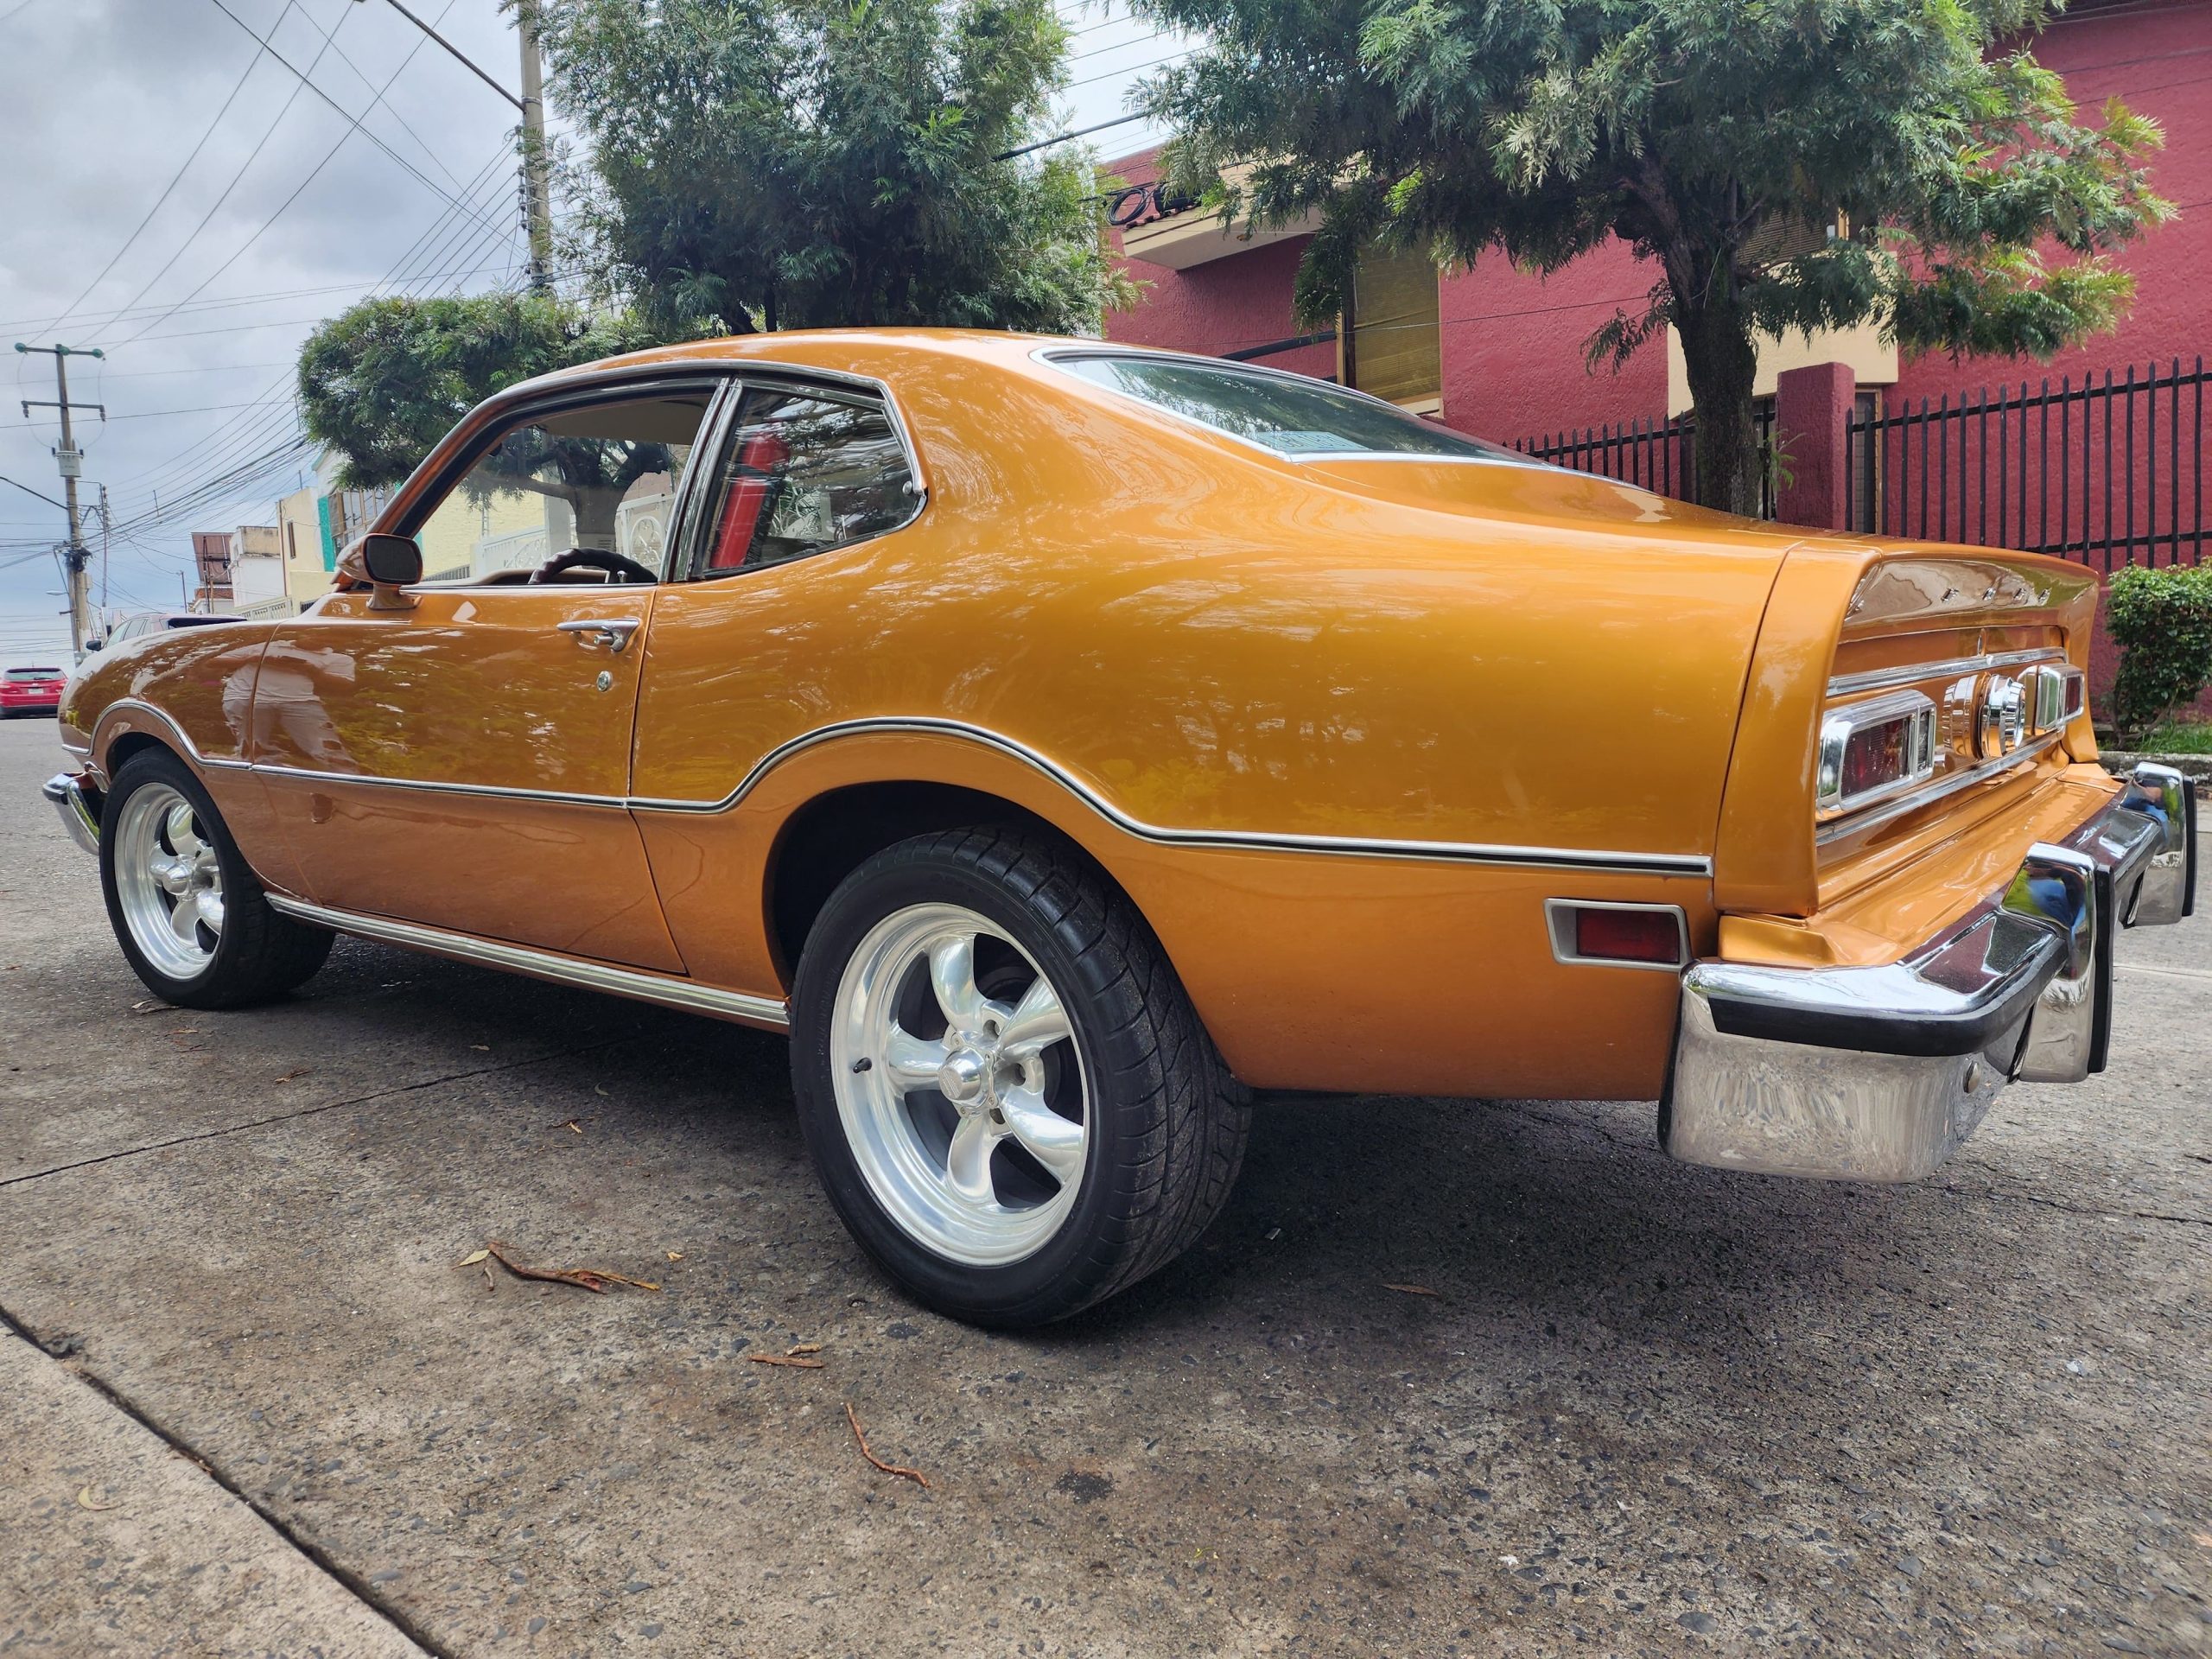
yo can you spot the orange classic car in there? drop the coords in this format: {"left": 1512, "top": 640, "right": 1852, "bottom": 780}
{"left": 44, "top": 330, "right": 2198, "bottom": 1325}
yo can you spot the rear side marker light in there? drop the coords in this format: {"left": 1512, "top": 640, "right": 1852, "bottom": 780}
{"left": 1545, "top": 901, "right": 1689, "bottom": 970}
{"left": 1817, "top": 690, "right": 1937, "bottom": 820}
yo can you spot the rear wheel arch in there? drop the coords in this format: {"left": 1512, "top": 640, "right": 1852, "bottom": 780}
{"left": 766, "top": 780, "right": 1125, "bottom": 981}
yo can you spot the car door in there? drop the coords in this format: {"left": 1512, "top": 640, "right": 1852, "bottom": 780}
{"left": 252, "top": 378, "right": 725, "bottom": 971}
{"left": 627, "top": 372, "right": 928, "bottom": 986}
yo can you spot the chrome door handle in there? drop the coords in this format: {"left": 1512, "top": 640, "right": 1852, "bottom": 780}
{"left": 557, "top": 618, "right": 641, "bottom": 654}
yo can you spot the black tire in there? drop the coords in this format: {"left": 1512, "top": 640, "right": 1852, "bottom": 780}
{"left": 99, "top": 747, "right": 333, "bottom": 1010}
{"left": 790, "top": 827, "right": 1250, "bottom": 1327}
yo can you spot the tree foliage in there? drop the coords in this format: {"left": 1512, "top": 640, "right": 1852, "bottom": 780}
{"left": 529, "top": 0, "right": 1131, "bottom": 336}
{"left": 297, "top": 291, "right": 665, "bottom": 490}
{"left": 1135, "top": 0, "right": 2171, "bottom": 512}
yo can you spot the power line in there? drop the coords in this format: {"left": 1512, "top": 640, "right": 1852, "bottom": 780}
{"left": 0, "top": 256, "right": 550, "bottom": 336}
{"left": 21, "top": 400, "right": 272, "bottom": 423}
{"left": 86, "top": 0, "right": 368, "bottom": 349}
{"left": 99, "top": 144, "right": 526, "bottom": 527}
{"left": 199, "top": 0, "right": 506, "bottom": 243}
{"left": 283, "top": 0, "right": 469, "bottom": 191}
{"left": 1069, "top": 46, "right": 1196, "bottom": 89}
{"left": 0, "top": 474, "right": 70, "bottom": 511}
{"left": 104, "top": 0, "right": 505, "bottom": 353}
{"left": 35, "top": 10, "right": 282, "bottom": 339}
{"left": 1070, "top": 27, "right": 1173, "bottom": 64}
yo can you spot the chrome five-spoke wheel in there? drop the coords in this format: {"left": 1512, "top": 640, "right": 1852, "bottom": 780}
{"left": 832, "top": 903, "right": 1088, "bottom": 1265}
{"left": 114, "top": 782, "right": 225, "bottom": 978}
{"left": 790, "top": 828, "right": 1251, "bottom": 1326}
{"left": 99, "top": 749, "right": 333, "bottom": 1009}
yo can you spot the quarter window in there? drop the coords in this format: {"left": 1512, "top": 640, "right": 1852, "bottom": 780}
{"left": 691, "top": 385, "right": 917, "bottom": 576}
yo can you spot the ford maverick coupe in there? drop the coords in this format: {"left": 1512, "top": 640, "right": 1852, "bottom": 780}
{"left": 44, "top": 330, "right": 2197, "bottom": 1325}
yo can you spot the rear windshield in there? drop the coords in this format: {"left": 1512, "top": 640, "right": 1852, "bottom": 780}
{"left": 1051, "top": 352, "right": 1529, "bottom": 463}
{"left": 6, "top": 668, "right": 61, "bottom": 680}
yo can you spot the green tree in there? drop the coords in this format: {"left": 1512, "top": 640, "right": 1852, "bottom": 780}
{"left": 529, "top": 0, "right": 1130, "bottom": 336}
{"left": 1136, "top": 0, "right": 2171, "bottom": 513}
{"left": 297, "top": 290, "right": 663, "bottom": 493}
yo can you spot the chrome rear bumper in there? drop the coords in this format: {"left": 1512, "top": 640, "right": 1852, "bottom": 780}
{"left": 43, "top": 772, "right": 102, "bottom": 857}
{"left": 1664, "top": 763, "right": 2197, "bottom": 1182}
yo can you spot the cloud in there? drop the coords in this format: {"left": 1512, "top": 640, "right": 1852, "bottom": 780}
{"left": 0, "top": 0, "right": 528, "bottom": 645}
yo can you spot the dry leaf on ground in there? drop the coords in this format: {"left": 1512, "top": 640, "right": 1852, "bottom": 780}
{"left": 845, "top": 1402, "right": 931, "bottom": 1489}
{"left": 1382, "top": 1282, "right": 1440, "bottom": 1297}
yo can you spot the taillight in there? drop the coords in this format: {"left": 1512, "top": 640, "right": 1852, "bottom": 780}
{"left": 1817, "top": 690, "right": 1937, "bottom": 820}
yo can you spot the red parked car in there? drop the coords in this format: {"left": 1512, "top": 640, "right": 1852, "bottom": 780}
{"left": 1, "top": 666, "right": 67, "bottom": 719}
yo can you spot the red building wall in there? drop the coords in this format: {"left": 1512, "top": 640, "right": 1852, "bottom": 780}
{"left": 1103, "top": 0, "right": 2209, "bottom": 454}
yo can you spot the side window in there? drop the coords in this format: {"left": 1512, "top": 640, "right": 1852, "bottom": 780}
{"left": 690, "top": 385, "right": 917, "bottom": 577}
{"left": 405, "top": 389, "right": 713, "bottom": 583}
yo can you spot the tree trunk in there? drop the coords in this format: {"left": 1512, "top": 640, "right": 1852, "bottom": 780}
{"left": 572, "top": 486, "right": 625, "bottom": 551}
{"left": 1675, "top": 301, "right": 1763, "bottom": 518}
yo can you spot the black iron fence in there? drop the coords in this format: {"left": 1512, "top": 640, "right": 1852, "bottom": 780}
{"left": 1846, "top": 357, "right": 2207, "bottom": 568}
{"left": 1511, "top": 406, "right": 1780, "bottom": 520}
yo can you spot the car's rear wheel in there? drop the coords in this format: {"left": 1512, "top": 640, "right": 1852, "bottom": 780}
{"left": 100, "top": 748, "right": 333, "bottom": 1009}
{"left": 790, "top": 827, "right": 1249, "bottom": 1326}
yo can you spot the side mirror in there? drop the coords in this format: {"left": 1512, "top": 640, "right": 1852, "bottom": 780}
{"left": 336, "top": 532, "right": 423, "bottom": 611}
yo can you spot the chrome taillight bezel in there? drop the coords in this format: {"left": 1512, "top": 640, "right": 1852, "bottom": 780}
{"left": 1816, "top": 690, "right": 1939, "bottom": 821}
{"left": 2019, "top": 662, "right": 2086, "bottom": 738}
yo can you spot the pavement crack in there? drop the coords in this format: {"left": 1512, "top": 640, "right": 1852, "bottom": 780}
{"left": 0, "top": 1301, "right": 454, "bottom": 1659}
{"left": 0, "top": 1034, "right": 647, "bottom": 1191}
{"left": 1939, "top": 1173, "right": 2212, "bottom": 1232}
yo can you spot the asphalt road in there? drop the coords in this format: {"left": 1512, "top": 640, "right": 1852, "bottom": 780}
{"left": 1, "top": 716, "right": 2207, "bottom": 1657}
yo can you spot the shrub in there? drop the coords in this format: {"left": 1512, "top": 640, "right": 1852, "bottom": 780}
{"left": 2107, "top": 564, "right": 2212, "bottom": 747}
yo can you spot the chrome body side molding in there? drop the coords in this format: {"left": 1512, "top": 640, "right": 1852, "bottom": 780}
{"left": 90, "top": 698, "right": 251, "bottom": 779}
{"left": 626, "top": 717, "right": 1716, "bottom": 878}
{"left": 146, "top": 715, "right": 1710, "bottom": 879}
{"left": 264, "top": 895, "right": 791, "bottom": 1029}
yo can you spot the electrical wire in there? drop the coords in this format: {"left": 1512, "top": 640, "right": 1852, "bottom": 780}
{"left": 85, "top": 0, "right": 370, "bottom": 349}
{"left": 1068, "top": 45, "right": 1196, "bottom": 88}
{"left": 200, "top": 0, "right": 505, "bottom": 237}
{"left": 102, "top": 0, "right": 503, "bottom": 353}
{"left": 97, "top": 143, "right": 529, "bottom": 537}
{"left": 283, "top": 0, "right": 469, "bottom": 191}
{"left": 32, "top": 9, "right": 284, "bottom": 340}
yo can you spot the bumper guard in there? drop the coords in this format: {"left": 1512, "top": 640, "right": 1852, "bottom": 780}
{"left": 43, "top": 772, "right": 103, "bottom": 858}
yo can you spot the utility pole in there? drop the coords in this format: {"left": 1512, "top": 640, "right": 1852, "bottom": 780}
{"left": 515, "top": 0, "right": 553, "bottom": 290}
{"left": 98, "top": 483, "right": 112, "bottom": 616}
{"left": 15, "top": 342, "right": 105, "bottom": 662}
{"left": 370, "top": 0, "right": 550, "bottom": 289}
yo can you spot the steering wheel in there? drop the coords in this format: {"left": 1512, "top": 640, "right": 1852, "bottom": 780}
{"left": 529, "top": 547, "right": 658, "bottom": 585}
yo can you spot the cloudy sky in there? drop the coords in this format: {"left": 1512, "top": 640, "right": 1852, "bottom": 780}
{"left": 0, "top": 0, "right": 1180, "bottom": 664}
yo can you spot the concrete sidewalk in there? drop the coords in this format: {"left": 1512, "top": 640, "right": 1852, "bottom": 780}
{"left": 3, "top": 1324, "right": 426, "bottom": 1656}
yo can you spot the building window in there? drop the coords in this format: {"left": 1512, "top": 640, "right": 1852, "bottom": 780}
{"left": 1342, "top": 245, "right": 1441, "bottom": 412}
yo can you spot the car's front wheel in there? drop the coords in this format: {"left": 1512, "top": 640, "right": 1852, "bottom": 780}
{"left": 99, "top": 748, "right": 333, "bottom": 1009}
{"left": 790, "top": 828, "right": 1249, "bottom": 1326}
